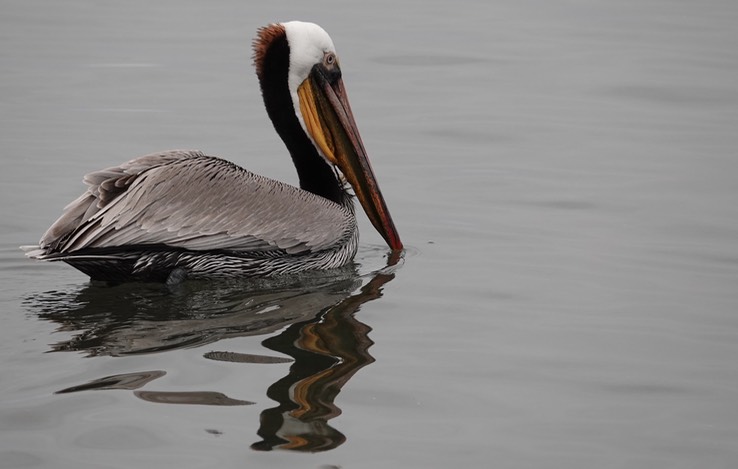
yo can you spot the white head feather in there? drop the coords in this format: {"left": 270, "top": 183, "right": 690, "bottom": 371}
{"left": 283, "top": 21, "right": 337, "bottom": 135}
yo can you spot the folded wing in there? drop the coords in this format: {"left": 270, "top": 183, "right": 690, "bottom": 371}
{"left": 32, "top": 150, "right": 354, "bottom": 258}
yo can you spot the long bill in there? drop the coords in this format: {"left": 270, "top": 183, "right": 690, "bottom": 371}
{"left": 297, "top": 67, "right": 403, "bottom": 251}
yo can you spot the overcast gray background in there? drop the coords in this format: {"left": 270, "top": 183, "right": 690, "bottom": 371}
{"left": 2, "top": 0, "right": 738, "bottom": 468}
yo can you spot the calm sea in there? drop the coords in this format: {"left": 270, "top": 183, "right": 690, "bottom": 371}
{"left": 2, "top": 0, "right": 738, "bottom": 467}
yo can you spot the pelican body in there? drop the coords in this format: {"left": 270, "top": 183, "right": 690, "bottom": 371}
{"left": 24, "top": 22, "right": 402, "bottom": 283}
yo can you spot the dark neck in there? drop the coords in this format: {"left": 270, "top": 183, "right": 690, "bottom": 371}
{"left": 257, "top": 34, "right": 344, "bottom": 204}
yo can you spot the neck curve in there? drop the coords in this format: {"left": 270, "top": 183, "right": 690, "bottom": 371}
{"left": 255, "top": 28, "right": 344, "bottom": 204}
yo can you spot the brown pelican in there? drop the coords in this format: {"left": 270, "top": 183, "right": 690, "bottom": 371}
{"left": 24, "top": 21, "right": 402, "bottom": 283}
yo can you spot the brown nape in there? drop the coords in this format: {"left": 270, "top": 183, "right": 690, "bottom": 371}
{"left": 252, "top": 23, "right": 287, "bottom": 81}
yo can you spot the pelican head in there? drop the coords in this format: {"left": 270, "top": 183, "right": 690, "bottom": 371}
{"left": 253, "top": 21, "right": 403, "bottom": 251}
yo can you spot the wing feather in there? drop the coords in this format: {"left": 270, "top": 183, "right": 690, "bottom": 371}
{"left": 36, "top": 150, "right": 354, "bottom": 257}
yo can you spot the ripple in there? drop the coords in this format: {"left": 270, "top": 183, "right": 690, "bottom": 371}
{"left": 134, "top": 390, "right": 254, "bottom": 406}
{"left": 56, "top": 370, "right": 166, "bottom": 394}
{"left": 203, "top": 350, "right": 292, "bottom": 364}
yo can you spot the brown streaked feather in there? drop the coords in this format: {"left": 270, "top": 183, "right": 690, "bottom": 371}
{"left": 38, "top": 150, "right": 355, "bottom": 258}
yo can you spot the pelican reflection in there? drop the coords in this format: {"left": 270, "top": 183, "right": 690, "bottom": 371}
{"left": 27, "top": 252, "right": 401, "bottom": 452}
{"left": 252, "top": 263, "right": 394, "bottom": 451}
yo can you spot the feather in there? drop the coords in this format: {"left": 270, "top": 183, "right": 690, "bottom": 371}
{"left": 31, "top": 150, "right": 355, "bottom": 262}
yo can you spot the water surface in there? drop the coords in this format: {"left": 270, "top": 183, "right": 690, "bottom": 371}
{"left": 2, "top": 0, "right": 738, "bottom": 468}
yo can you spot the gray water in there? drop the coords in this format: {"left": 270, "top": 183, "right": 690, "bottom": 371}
{"left": 2, "top": 0, "right": 738, "bottom": 467}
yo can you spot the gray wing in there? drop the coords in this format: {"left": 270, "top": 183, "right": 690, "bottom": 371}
{"left": 34, "top": 150, "right": 354, "bottom": 257}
